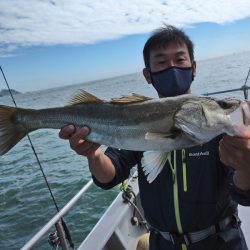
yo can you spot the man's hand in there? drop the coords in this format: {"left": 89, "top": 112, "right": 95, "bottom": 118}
{"left": 219, "top": 101, "right": 250, "bottom": 190}
{"left": 219, "top": 135, "right": 250, "bottom": 190}
{"left": 59, "top": 125, "right": 101, "bottom": 159}
{"left": 59, "top": 125, "right": 116, "bottom": 183}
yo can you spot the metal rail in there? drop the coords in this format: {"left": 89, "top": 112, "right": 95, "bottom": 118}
{"left": 21, "top": 179, "right": 93, "bottom": 250}
{"left": 203, "top": 85, "right": 250, "bottom": 96}
{"left": 203, "top": 68, "right": 250, "bottom": 99}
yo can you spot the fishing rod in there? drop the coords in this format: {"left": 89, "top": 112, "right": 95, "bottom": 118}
{"left": 203, "top": 68, "right": 250, "bottom": 100}
{"left": 0, "top": 66, "right": 75, "bottom": 250}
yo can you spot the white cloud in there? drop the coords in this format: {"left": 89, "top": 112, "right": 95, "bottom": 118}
{"left": 0, "top": 0, "right": 250, "bottom": 56}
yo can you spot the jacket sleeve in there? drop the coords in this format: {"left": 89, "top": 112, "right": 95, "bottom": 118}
{"left": 225, "top": 165, "right": 250, "bottom": 206}
{"left": 92, "top": 147, "right": 141, "bottom": 190}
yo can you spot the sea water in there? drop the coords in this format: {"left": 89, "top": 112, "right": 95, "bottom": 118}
{"left": 0, "top": 51, "right": 250, "bottom": 249}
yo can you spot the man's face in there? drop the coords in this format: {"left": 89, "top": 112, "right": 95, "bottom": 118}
{"left": 143, "top": 42, "right": 196, "bottom": 97}
{"left": 149, "top": 42, "right": 193, "bottom": 73}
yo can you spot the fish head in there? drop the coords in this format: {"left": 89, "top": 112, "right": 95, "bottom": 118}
{"left": 174, "top": 96, "right": 247, "bottom": 142}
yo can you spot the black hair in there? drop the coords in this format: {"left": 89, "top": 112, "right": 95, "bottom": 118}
{"left": 143, "top": 25, "right": 194, "bottom": 68}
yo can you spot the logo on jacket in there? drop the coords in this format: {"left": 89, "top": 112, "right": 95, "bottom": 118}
{"left": 188, "top": 151, "right": 210, "bottom": 157}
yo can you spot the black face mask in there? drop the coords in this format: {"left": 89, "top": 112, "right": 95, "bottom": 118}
{"left": 150, "top": 66, "right": 194, "bottom": 97}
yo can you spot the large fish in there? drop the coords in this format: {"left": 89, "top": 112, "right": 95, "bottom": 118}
{"left": 0, "top": 91, "right": 249, "bottom": 182}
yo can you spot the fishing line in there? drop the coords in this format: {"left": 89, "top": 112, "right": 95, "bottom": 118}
{"left": 0, "top": 66, "right": 60, "bottom": 211}
{"left": 0, "top": 66, "right": 75, "bottom": 249}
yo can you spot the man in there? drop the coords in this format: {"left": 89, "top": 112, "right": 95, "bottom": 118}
{"left": 59, "top": 25, "right": 250, "bottom": 249}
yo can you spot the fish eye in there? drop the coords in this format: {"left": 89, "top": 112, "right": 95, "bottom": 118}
{"left": 217, "top": 100, "right": 232, "bottom": 109}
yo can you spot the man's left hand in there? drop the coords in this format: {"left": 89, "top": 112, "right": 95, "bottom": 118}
{"left": 219, "top": 135, "right": 250, "bottom": 190}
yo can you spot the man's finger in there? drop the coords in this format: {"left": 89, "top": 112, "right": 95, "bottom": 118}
{"left": 219, "top": 138, "right": 244, "bottom": 169}
{"left": 243, "top": 101, "right": 250, "bottom": 125}
{"left": 223, "top": 135, "right": 250, "bottom": 150}
{"left": 69, "top": 126, "right": 90, "bottom": 145}
{"left": 59, "top": 124, "right": 76, "bottom": 139}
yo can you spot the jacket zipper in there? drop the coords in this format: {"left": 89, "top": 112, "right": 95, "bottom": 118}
{"left": 169, "top": 151, "right": 187, "bottom": 250}
{"left": 182, "top": 149, "right": 187, "bottom": 192}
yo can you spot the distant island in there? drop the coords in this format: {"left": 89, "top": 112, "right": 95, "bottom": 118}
{"left": 0, "top": 89, "right": 22, "bottom": 97}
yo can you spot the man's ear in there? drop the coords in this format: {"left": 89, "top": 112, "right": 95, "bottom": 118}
{"left": 192, "top": 61, "right": 197, "bottom": 78}
{"left": 143, "top": 68, "right": 152, "bottom": 84}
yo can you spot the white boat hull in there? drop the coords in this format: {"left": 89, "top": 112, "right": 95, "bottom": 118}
{"left": 78, "top": 174, "right": 148, "bottom": 250}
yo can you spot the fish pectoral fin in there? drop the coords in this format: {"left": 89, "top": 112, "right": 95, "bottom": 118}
{"left": 145, "top": 130, "right": 180, "bottom": 140}
{"left": 67, "top": 90, "right": 104, "bottom": 106}
{"left": 110, "top": 93, "right": 153, "bottom": 104}
{"left": 141, "top": 151, "right": 169, "bottom": 183}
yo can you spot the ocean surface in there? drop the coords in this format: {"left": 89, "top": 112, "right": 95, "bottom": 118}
{"left": 0, "top": 51, "right": 250, "bottom": 249}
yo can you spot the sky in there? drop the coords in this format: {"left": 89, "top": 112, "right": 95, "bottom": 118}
{"left": 0, "top": 0, "right": 250, "bottom": 92}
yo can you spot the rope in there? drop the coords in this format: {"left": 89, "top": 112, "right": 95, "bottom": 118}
{"left": 0, "top": 66, "right": 74, "bottom": 249}
{"left": 121, "top": 182, "right": 149, "bottom": 232}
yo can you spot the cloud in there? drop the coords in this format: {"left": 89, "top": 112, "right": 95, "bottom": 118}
{"left": 1, "top": 0, "right": 250, "bottom": 56}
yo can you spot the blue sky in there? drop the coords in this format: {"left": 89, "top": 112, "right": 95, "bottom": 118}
{"left": 1, "top": 1, "right": 250, "bottom": 92}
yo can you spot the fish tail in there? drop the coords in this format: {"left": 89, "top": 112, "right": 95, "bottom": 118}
{"left": 0, "top": 105, "right": 27, "bottom": 155}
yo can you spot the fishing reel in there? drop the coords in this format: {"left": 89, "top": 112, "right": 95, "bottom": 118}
{"left": 48, "top": 231, "right": 60, "bottom": 249}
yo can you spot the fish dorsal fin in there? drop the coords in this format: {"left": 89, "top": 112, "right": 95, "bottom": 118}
{"left": 110, "top": 93, "right": 152, "bottom": 104}
{"left": 141, "top": 151, "right": 170, "bottom": 183}
{"left": 67, "top": 90, "right": 104, "bottom": 106}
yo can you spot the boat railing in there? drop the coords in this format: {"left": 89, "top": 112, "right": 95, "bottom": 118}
{"left": 20, "top": 179, "right": 94, "bottom": 250}
{"left": 203, "top": 68, "right": 250, "bottom": 99}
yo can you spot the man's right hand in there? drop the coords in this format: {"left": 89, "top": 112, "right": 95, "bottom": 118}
{"left": 59, "top": 125, "right": 101, "bottom": 158}
{"left": 59, "top": 124, "right": 116, "bottom": 183}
